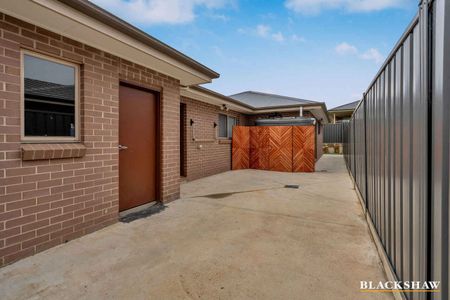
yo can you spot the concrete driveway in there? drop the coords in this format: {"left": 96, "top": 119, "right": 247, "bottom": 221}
{"left": 0, "top": 155, "right": 391, "bottom": 299}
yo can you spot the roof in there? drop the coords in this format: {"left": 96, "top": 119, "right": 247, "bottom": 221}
{"left": 58, "top": 0, "right": 219, "bottom": 79}
{"left": 227, "top": 90, "right": 330, "bottom": 122}
{"left": 229, "top": 91, "right": 318, "bottom": 109}
{"left": 190, "top": 86, "right": 254, "bottom": 110}
{"left": 329, "top": 100, "right": 360, "bottom": 112}
{"left": 181, "top": 88, "right": 330, "bottom": 123}
{"left": 25, "top": 79, "right": 74, "bottom": 102}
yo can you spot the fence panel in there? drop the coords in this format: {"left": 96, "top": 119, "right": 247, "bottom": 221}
{"left": 430, "top": 0, "right": 450, "bottom": 299}
{"left": 343, "top": 1, "right": 450, "bottom": 299}
{"left": 323, "top": 123, "right": 344, "bottom": 143}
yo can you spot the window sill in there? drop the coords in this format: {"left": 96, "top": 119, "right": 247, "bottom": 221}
{"left": 218, "top": 139, "right": 232, "bottom": 144}
{"left": 21, "top": 143, "right": 86, "bottom": 161}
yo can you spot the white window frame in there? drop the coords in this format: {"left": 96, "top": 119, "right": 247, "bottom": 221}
{"left": 218, "top": 113, "right": 237, "bottom": 139}
{"left": 21, "top": 50, "right": 80, "bottom": 143}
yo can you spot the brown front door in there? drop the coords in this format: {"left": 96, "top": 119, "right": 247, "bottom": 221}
{"left": 119, "top": 84, "right": 158, "bottom": 211}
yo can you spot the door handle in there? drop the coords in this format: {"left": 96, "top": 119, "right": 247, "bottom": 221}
{"left": 118, "top": 144, "right": 128, "bottom": 150}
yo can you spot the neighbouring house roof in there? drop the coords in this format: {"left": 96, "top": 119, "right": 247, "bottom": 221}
{"left": 25, "top": 79, "right": 74, "bottom": 102}
{"left": 229, "top": 91, "right": 330, "bottom": 123}
{"left": 329, "top": 100, "right": 360, "bottom": 112}
{"left": 229, "top": 91, "right": 317, "bottom": 109}
{"left": 0, "top": 0, "right": 219, "bottom": 85}
{"left": 181, "top": 87, "right": 331, "bottom": 123}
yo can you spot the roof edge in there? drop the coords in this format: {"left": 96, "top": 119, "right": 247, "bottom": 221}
{"left": 58, "top": 0, "right": 219, "bottom": 80}
{"left": 329, "top": 100, "right": 361, "bottom": 111}
{"left": 229, "top": 90, "right": 320, "bottom": 104}
{"left": 190, "top": 86, "right": 255, "bottom": 110}
{"left": 190, "top": 87, "right": 331, "bottom": 123}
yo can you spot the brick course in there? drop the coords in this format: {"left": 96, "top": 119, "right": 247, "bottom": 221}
{"left": 0, "top": 13, "right": 180, "bottom": 266}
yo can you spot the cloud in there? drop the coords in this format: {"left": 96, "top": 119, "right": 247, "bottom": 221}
{"left": 90, "top": 0, "right": 232, "bottom": 25}
{"left": 256, "top": 24, "right": 271, "bottom": 37}
{"left": 212, "top": 45, "right": 224, "bottom": 58}
{"left": 207, "top": 13, "right": 229, "bottom": 21}
{"left": 239, "top": 24, "right": 287, "bottom": 42}
{"left": 272, "top": 32, "right": 285, "bottom": 42}
{"left": 335, "top": 42, "right": 384, "bottom": 64}
{"left": 335, "top": 42, "right": 358, "bottom": 55}
{"left": 360, "top": 48, "right": 384, "bottom": 64}
{"left": 291, "top": 34, "right": 306, "bottom": 42}
{"left": 285, "top": 0, "right": 410, "bottom": 14}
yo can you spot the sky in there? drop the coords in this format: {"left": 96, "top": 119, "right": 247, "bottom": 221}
{"left": 90, "top": 0, "right": 419, "bottom": 109}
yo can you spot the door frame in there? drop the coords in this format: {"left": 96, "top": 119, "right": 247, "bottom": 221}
{"left": 119, "top": 81, "right": 161, "bottom": 203}
{"left": 180, "top": 102, "right": 187, "bottom": 177}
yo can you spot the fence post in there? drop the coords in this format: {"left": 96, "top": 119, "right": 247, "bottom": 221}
{"left": 363, "top": 93, "right": 368, "bottom": 207}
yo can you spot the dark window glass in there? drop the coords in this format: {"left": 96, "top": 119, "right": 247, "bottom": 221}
{"left": 227, "top": 116, "right": 236, "bottom": 138}
{"left": 218, "top": 114, "right": 227, "bottom": 138}
{"left": 218, "top": 114, "right": 237, "bottom": 138}
{"left": 24, "top": 54, "right": 76, "bottom": 137}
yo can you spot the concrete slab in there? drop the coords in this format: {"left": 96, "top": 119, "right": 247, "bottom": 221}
{"left": 0, "top": 155, "right": 392, "bottom": 299}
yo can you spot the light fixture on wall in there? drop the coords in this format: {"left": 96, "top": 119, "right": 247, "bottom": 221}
{"left": 213, "top": 122, "right": 217, "bottom": 128}
{"left": 220, "top": 104, "right": 229, "bottom": 111}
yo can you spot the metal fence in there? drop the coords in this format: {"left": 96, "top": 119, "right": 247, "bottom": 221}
{"left": 344, "top": 1, "right": 449, "bottom": 299}
{"left": 323, "top": 123, "right": 344, "bottom": 143}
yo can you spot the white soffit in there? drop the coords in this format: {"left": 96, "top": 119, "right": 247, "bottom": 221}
{"left": 0, "top": 0, "right": 213, "bottom": 85}
{"left": 307, "top": 107, "right": 329, "bottom": 124}
{"left": 180, "top": 88, "right": 253, "bottom": 113}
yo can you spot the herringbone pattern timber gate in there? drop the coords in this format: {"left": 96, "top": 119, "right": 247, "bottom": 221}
{"left": 232, "top": 125, "right": 315, "bottom": 172}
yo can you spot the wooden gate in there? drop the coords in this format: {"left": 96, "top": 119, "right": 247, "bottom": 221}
{"left": 231, "top": 126, "right": 250, "bottom": 170}
{"left": 232, "top": 125, "right": 315, "bottom": 172}
{"left": 249, "top": 127, "right": 269, "bottom": 170}
{"left": 293, "top": 126, "right": 315, "bottom": 172}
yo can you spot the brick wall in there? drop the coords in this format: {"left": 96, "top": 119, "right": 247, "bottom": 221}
{"left": 0, "top": 13, "right": 180, "bottom": 266}
{"left": 181, "top": 97, "right": 246, "bottom": 181}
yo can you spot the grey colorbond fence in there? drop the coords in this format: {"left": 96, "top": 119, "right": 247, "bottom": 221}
{"left": 344, "top": 1, "right": 449, "bottom": 299}
{"left": 323, "top": 123, "right": 344, "bottom": 143}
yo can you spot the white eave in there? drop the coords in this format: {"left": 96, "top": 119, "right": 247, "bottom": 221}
{"left": 181, "top": 87, "right": 254, "bottom": 114}
{"left": 0, "top": 0, "right": 217, "bottom": 85}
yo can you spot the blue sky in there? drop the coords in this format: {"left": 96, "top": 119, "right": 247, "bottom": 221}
{"left": 90, "top": 0, "right": 418, "bottom": 108}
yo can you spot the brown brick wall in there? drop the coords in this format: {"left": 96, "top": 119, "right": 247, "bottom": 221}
{"left": 181, "top": 97, "right": 246, "bottom": 181}
{"left": 0, "top": 13, "right": 180, "bottom": 266}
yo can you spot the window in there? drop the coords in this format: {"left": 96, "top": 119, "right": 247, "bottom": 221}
{"left": 22, "top": 51, "right": 79, "bottom": 141}
{"left": 227, "top": 116, "right": 236, "bottom": 138}
{"left": 218, "top": 114, "right": 237, "bottom": 138}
